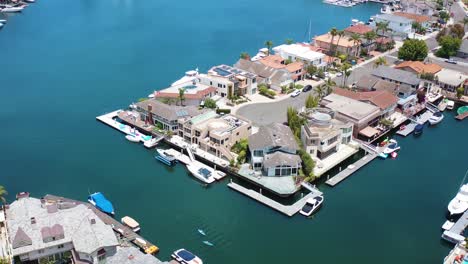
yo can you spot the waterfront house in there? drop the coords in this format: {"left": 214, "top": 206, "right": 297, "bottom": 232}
{"left": 153, "top": 78, "right": 216, "bottom": 106}
{"left": 371, "top": 66, "right": 421, "bottom": 89}
{"left": 401, "top": 1, "right": 435, "bottom": 16}
{"left": 248, "top": 123, "right": 301, "bottom": 176}
{"left": 344, "top": 24, "right": 374, "bottom": 36}
{"left": 202, "top": 64, "right": 258, "bottom": 96}
{"left": 313, "top": 32, "right": 360, "bottom": 57}
{"left": 456, "top": 39, "right": 468, "bottom": 59}
{"left": 234, "top": 59, "right": 297, "bottom": 91}
{"left": 394, "top": 61, "right": 442, "bottom": 75}
{"left": 393, "top": 12, "right": 432, "bottom": 28}
{"left": 332, "top": 87, "right": 399, "bottom": 117}
{"left": 136, "top": 99, "right": 205, "bottom": 131}
{"left": 258, "top": 55, "right": 306, "bottom": 82}
{"left": 435, "top": 69, "right": 468, "bottom": 93}
{"left": 272, "top": 43, "right": 326, "bottom": 68}
{"left": 370, "top": 14, "right": 413, "bottom": 37}
{"left": 320, "top": 93, "right": 382, "bottom": 137}
{"left": 6, "top": 195, "right": 166, "bottom": 264}
{"left": 177, "top": 111, "right": 252, "bottom": 161}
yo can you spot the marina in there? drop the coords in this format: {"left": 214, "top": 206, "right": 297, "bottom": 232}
{"left": 227, "top": 181, "right": 323, "bottom": 217}
{"left": 396, "top": 111, "right": 435, "bottom": 136}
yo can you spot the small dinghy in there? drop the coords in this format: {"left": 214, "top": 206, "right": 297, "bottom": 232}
{"left": 197, "top": 229, "right": 206, "bottom": 236}
{"left": 378, "top": 153, "right": 388, "bottom": 159}
{"left": 391, "top": 152, "right": 397, "bottom": 159}
{"left": 203, "top": 241, "right": 214, "bottom": 246}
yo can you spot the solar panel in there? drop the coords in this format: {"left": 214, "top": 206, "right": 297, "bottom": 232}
{"left": 176, "top": 110, "right": 188, "bottom": 117}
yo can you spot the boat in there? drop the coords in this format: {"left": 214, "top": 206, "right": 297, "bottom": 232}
{"left": 186, "top": 164, "right": 215, "bottom": 184}
{"left": 88, "top": 192, "right": 115, "bottom": 215}
{"left": 299, "top": 195, "right": 324, "bottom": 217}
{"left": 448, "top": 184, "right": 468, "bottom": 217}
{"left": 203, "top": 241, "right": 214, "bottom": 246}
{"left": 442, "top": 220, "right": 455, "bottom": 231}
{"left": 447, "top": 100, "right": 455, "bottom": 110}
{"left": 391, "top": 152, "right": 397, "bottom": 159}
{"left": 383, "top": 139, "right": 400, "bottom": 154}
{"left": 172, "top": 249, "right": 203, "bottom": 264}
{"left": 197, "top": 229, "right": 206, "bottom": 236}
{"left": 147, "top": 93, "right": 155, "bottom": 98}
{"left": 213, "top": 170, "right": 226, "bottom": 180}
{"left": 0, "top": 5, "right": 24, "bottom": 12}
{"left": 172, "top": 69, "right": 199, "bottom": 86}
{"left": 378, "top": 153, "right": 388, "bottom": 159}
{"left": 121, "top": 216, "right": 140, "bottom": 232}
{"left": 428, "top": 111, "right": 444, "bottom": 125}
{"left": 0, "top": 19, "right": 6, "bottom": 24}
{"left": 414, "top": 124, "right": 424, "bottom": 136}
{"left": 0, "top": 23, "right": 3, "bottom": 29}
{"left": 438, "top": 99, "right": 448, "bottom": 111}
{"left": 24, "top": 0, "right": 35, "bottom": 3}
{"left": 16, "top": 192, "right": 30, "bottom": 199}
{"left": 125, "top": 135, "right": 140, "bottom": 142}
{"left": 155, "top": 148, "right": 177, "bottom": 166}
{"left": 133, "top": 237, "right": 159, "bottom": 254}
{"left": 457, "top": 106, "right": 468, "bottom": 116}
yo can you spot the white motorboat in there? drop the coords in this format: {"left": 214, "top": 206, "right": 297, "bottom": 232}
{"left": 383, "top": 139, "right": 400, "bottom": 154}
{"left": 121, "top": 216, "right": 141, "bottom": 232}
{"left": 448, "top": 184, "right": 468, "bottom": 216}
{"left": 447, "top": 100, "right": 455, "bottom": 110}
{"left": 442, "top": 220, "right": 455, "bottom": 231}
{"left": 380, "top": 4, "right": 395, "bottom": 14}
{"left": 300, "top": 195, "right": 324, "bottom": 217}
{"left": 147, "top": 93, "right": 155, "bottom": 98}
{"left": 0, "top": 19, "right": 6, "bottom": 24}
{"left": 24, "top": 0, "right": 35, "bottom": 3}
{"left": 172, "top": 249, "right": 203, "bottom": 264}
{"left": 186, "top": 164, "right": 215, "bottom": 184}
{"left": 0, "top": 6, "right": 24, "bottom": 12}
{"left": 428, "top": 111, "right": 444, "bottom": 125}
{"left": 0, "top": 23, "right": 3, "bottom": 29}
{"left": 172, "top": 69, "right": 199, "bottom": 86}
{"left": 125, "top": 135, "right": 140, "bottom": 143}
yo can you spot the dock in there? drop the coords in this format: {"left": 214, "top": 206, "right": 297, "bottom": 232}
{"left": 43, "top": 194, "right": 161, "bottom": 257}
{"left": 456, "top": 112, "right": 468, "bottom": 121}
{"left": 442, "top": 210, "right": 468, "bottom": 244}
{"left": 325, "top": 153, "right": 378, "bottom": 187}
{"left": 396, "top": 111, "right": 433, "bottom": 137}
{"left": 227, "top": 182, "right": 323, "bottom": 217}
{"left": 96, "top": 110, "right": 163, "bottom": 148}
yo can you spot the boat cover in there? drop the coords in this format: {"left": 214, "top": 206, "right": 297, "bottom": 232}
{"left": 122, "top": 216, "right": 139, "bottom": 228}
{"left": 90, "top": 192, "right": 114, "bottom": 214}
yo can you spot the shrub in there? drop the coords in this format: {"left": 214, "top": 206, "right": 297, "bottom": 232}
{"left": 216, "top": 108, "right": 231, "bottom": 114}
{"left": 204, "top": 98, "right": 217, "bottom": 109}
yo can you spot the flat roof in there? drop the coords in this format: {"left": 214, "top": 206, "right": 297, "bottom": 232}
{"left": 322, "top": 93, "right": 381, "bottom": 121}
{"left": 273, "top": 44, "right": 325, "bottom": 61}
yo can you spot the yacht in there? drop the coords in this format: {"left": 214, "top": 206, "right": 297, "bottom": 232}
{"left": 125, "top": 134, "right": 140, "bottom": 142}
{"left": 428, "top": 111, "right": 444, "bottom": 125}
{"left": 447, "top": 100, "right": 455, "bottom": 110}
{"left": 448, "top": 184, "right": 468, "bottom": 216}
{"left": 383, "top": 139, "right": 400, "bottom": 154}
{"left": 0, "top": 23, "right": 3, "bottom": 29}
{"left": 300, "top": 195, "right": 324, "bottom": 217}
{"left": 172, "top": 249, "right": 203, "bottom": 264}
{"left": 0, "top": 5, "right": 25, "bottom": 12}
{"left": 155, "top": 148, "right": 177, "bottom": 166}
{"left": 380, "top": 4, "right": 395, "bottom": 14}
{"left": 186, "top": 164, "right": 215, "bottom": 184}
{"left": 172, "top": 69, "right": 199, "bottom": 86}
{"left": 0, "top": 19, "right": 6, "bottom": 24}
{"left": 88, "top": 192, "right": 115, "bottom": 215}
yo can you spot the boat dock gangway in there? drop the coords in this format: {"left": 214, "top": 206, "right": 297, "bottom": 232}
{"left": 426, "top": 102, "right": 439, "bottom": 113}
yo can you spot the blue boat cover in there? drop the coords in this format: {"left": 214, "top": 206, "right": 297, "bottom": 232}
{"left": 415, "top": 124, "right": 424, "bottom": 131}
{"left": 90, "top": 192, "right": 114, "bottom": 214}
{"left": 178, "top": 250, "right": 195, "bottom": 261}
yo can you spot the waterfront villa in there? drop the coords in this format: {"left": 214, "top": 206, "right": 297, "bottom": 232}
{"left": 153, "top": 79, "right": 216, "bottom": 106}
{"left": 300, "top": 108, "right": 359, "bottom": 176}
{"left": 234, "top": 58, "right": 299, "bottom": 91}
{"left": 6, "top": 195, "right": 166, "bottom": 264}
{"left": 344, "top": 24, "right": 374, "bottom": 36}
{"left": 435, "top": 69, "right": 468, "bottom": 93}
{"left": 202, "top": 64, "right": 258, "bottom": 96}
{"left": 370, "top": 14, "right": 413, "bottom": 36}
{"left": 393, "top": 12, "right": 432, "bottom": 28}
{"left": 313, "top": 32, "right": 360, "bottom": 56}
{"left": 395, "top": 61, "right": 442, "bottom": 75}
{"left": 332, "top": 87, "right": 399, "bottom": 117}
{"left": 371, "top": 66, "right": 421, "bottom": 89}
{"left": 248, "top": 123, "right": 301, "bottom": 176}
{"left": 401, "top": 1, "right": 435, "bottom": 16}
{"left": 258, "top": 55, "right": 306, "bottom": 82}
{"left": 177, "top": 111, "right": 252, "bottom": 161}
{"left": 272, "top": 43, "right": 326, "bottom": 68}
{"left": 320, "top": 93, "right": 382, "bottom": 137}
{"left": 136, "top": 99, "right": 206, "bottom": 131}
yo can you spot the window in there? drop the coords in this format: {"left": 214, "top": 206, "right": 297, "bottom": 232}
{"left": 292, "top": 168, "right": 297, "bottom": 174}
{"left": 254, "top": 163, "right": 262, "bottom": 169}
{"left": 252, "top": 78, "right": 256, "bottom": 83}
{"left": 275, "top": 168, "right": 281, "bottom": 176}
{"left": 327, "top": 136, "right": 338, "bottom": 145}
{"left": 253, "top": 150, "right": 263, "bottom": 157}
{"left": 236, "top": 132, "right": 239, "bottom": 136}
{"left": 38, "top": 249, "right": 44, "bottom": 254}
{"left": 57, "top": 244, "right": 64, "bottom": 249}
{"left": 195, "top": 130, "right": 201, "bottom": 137}
{"left": 210, "top": 81, "right": 212, "bottom": 85}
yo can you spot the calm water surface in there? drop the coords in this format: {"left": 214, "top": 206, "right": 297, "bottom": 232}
{"left": 1, "top": 0, "right": 467, "bottom": 263}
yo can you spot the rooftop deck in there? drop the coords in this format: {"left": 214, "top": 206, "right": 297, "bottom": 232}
{"left": 227, "top": 181, "right": 323, "bottom": 217}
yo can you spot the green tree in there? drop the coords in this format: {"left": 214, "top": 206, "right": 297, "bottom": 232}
{"left": 449, "top": 24, "right": 465, "bottom": 39}
{"left": 348, "top": 33, "right": 362, "bottom": 57}
{"left": 334, "top": 30, "right": 345, "bottom": 56}
{"left": 329, "top": 27, "right": 338, "bottom": 55}
{"left": 363, "top": 30, "right": 377, "bottom": 52}
{"left": 178, "top": 88, "right": 185, "bottom": 106}
{"left": 463, "top": 17, "right": 468, "bottom": 29}
{"left": 204, "top": 98, "right": 217, "bottom": 109}
{"left": 0, "top": 185, "right": 7, "bottom": 205}
{"left": 286, "top": 107, "right": 305, "bottom": 137}
{"left": 316, "top": 78, "right": 335, "bottom": 98}
{"left": 0, "top": 258, "right": 9, "bottom": 264}
{"left": 398, "top": 39, "right": 428, "bottom": 61}
{"left": 305, "top": 94, "right": 319, "bottom": 108}
{"left": 264, "top": 40, "right": 273, "bottom": 55}
{"left": 340, "top": 62, "right": 352, "bottom": 87}
{"left": 439, "top": 10, "right": 450, "bottom": 23}
{"left": 284, "top": 58, "right": 293, "bottom": 65}
{"left": 306, "top": 65, "right": 318, "bottom": 77}
{"left": 240, "top": 52, "right": 250, "bottom": 60}
{"left": 297, "top": 149, "right": 316, "bottom": 177}
{"left": 436, "top": 36, "right": 462, "bottom": 58}
{"left": 285, "top": 38, "right": 294, "bottom": 44}
{"left": 374, "top": 57, "right": 387, "bottom": 68}
{"left": 376, "top": 21, "right": 390, "bottom": 36}
{"left": 457, "top": 86, "right": 465, "bottom": 99}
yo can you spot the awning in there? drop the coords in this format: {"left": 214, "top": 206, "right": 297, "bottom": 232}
{"left": 359, "top": 126, "right": 380, "bottom": 138}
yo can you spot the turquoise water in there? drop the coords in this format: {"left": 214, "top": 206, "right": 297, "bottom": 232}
{"left": 1, "top": 0, "right": 467, "bottom": 263}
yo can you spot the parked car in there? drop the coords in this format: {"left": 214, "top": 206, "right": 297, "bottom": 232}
{"left": 290, "top": 89, "right": 301, "bottom": 97}
{"left": 311, "top": 75, "right": 320, "bottom": 81}
{"left": 302, "top": 85, "right": 312, "bottom": 92}
{"left": 336, "top": 72, "right": 343, "bottom": 77}
{"left": 445, "top": 58, "right": 457, "bottom": 64}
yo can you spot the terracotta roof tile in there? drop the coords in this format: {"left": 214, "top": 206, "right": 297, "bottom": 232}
{"left": 314, "top": 33, "right": 359, "bottom": 48}
{"left": 344, "top": 24, "right": 373, "bottom": 35}
{"left": 155, "top": 86, "right": 216, "bottom": 100}
{"left": 333, "top": 87, "right": 398, "bottom": 110}
{"left": 393, "top": 12, "right": 430, "bottom": 23}
{"left": 285, "top": 61, "right": 304, "bottom": 72}
{"left": 395, "top": 61, "right": 442, "bottom": 74}
{"left": 259, "top": 55, "right": 285, "bottom": 69}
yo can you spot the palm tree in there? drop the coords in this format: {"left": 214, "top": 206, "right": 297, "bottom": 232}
{"left": 463, "top": 17, "right": 468, "bottom": 30}
{"left": 377, "top": 22, "right": 390, "bottom": 36}
{"left": 329, "top": 27, "right": 338, "bottom": 56}
{"left": 334, "top": 30, "right": 345, "bottom": 56}
{"left": 285, "top": 38, "right": 294, "bottom": 45}
{"left": 348, "top": 33, "right": 362, "bottom": 57}
{"left": 240, "top": 52, "right": 250, "bottom": 60}
{"left": 0, "top": 185, "right": 7, "bottom": 206}
{"left": 178, "top": 88, "right": 185, "bottom": 106}
{"left": 264, "top": 40, "right": 273, "bottom": 55}
{"left": 374, "top": 57, "right": 387, "bottom": 68}
{"left": 316, "top": 78, "right": 336, "bottom": 98}
{"left": 340, "top": 63, "right": 352, "bottom": 87}
{"left": 363, "top": 31, "right": 377, "bottom": 52}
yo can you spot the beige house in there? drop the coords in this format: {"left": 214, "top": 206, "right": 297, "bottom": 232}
{"left": 313, "top": 33, "right": 360, "bottom": 56}
{"left": 178, "top": 111, "right": 252, "bottom": 160}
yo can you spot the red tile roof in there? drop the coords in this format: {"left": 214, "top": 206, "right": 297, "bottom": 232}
{"left": 395, "top": 61, "right": 442, "bottom": 74}
{"left": 344, "top": 24, "right": 373, "bottom": 35}
{"left": 333, "top": 87, "right": 399, "bottom": 110}
{"left": 393, "top": 12, "right": 431, "bottom": 23}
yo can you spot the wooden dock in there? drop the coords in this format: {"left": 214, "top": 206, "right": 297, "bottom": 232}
{"left": 396, "top": 111, "right": 433, "bottom": 137}
{"left": 396, "top": 122, "right": 417, "bottom": 137}
{"left": 43, "top": 194, "right": 162, "bottom": 258}
{"left": 325, "top": 153, "right": 378, "bottom": 187}
{"left": 456, "top": 112, "right": 468, "bottom": 121}
{"left": 227, "top": 182, "right": 323, "bottom": 217}
{"left": 442, "top": 210, "right": 468, "bottom": 244}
